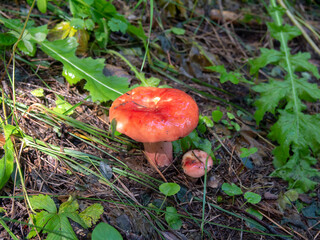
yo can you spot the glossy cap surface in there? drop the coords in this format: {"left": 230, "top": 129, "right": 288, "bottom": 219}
{"left": 109, "top": 87, "right": 199, "bottom": 142}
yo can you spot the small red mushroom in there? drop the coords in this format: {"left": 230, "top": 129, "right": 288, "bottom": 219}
{"left": 182, "top": 150, "right": 213, "bottom": 178}
{"left": 109, "top": 87, "right": 199, "bottom": 167}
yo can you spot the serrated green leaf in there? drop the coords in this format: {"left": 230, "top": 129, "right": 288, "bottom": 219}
{"left": 221, "top": 183, "right": 243, "bottom": 196}
{"left": 59, "top": 196, "right": 79, "bottom": 214}
{"left": 249, "top": 48, "right": 282, "bottom": 75}
{"left": 79, "top": 203, "right": 103, "bottom": 228}
{"left": 165, "top": 207, "right": 182, "bottom": 230}
{"left": 289, "top": 52, "right": 320, "bottom": 78}
{"left": 30, "top": 194, "right": 57, "bottom": 213}
{"left": 27, "top": 212, "right": 55, "bottom": 239}
{"left": 269, "top": 110, "right": 320, "bottom": 160}
{"left": 267, "top": 22, "right": 301, "bottom": 43}
{"left": 253, "top": 79, "right": 289, "bottom": 124}
{"left": 108, "top": 18, "right": 127, "bottom": 34}
{"left": 40, "top": 38, "right": 129, "bottom": 102}
{"left": 45, "top": 214, "right": 78, "bottom": 240}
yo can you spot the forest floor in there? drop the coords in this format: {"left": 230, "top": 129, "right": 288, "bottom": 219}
{"left": 0, "top": 0, "right": 320, "bottom": 239}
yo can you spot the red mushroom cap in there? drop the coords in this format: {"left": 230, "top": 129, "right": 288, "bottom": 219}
{"left": 109, "top": 87, "right": 199, "bottom": 143}
{"left": 182, "top": 150, "right": 213, "bottom": 178}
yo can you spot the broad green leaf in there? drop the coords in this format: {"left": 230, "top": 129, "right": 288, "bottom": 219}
{"left": 165, "top": 207, "right": 182, "bottom": 230}
{"left": 92, "top": 222, "right": 123, "bottom": 240}
{"left": 30, "top": 194, "right": 57, "bottom": 213}
{"left": 249, "top": 48, "right": 282, "bottom": 75}
{"left": 79, "top": 203, "right": 104, "bottom": 228}
{"left": 199, "top": 115, "right": 213, "bottom": 128}
{"left": 244, "top": 192, "right": 261, "bottom": 204}
{"left": 143, "top": 76, "right": 160, "bottom": 87}
{"left": 37, "top": 0, "right": 47, "bottom": 13}
{"left": 40, "top": 38, "right": 129, "bottom": 102}
{"left": 70, "top": 18, "right": 85, "bottom": 30}
{"left": 221, "top": 183, "right": 242, "bottom": 196}
{"left": 85, "top": 19, "right": 95, "bottom": 31}
{"left": 159, "top": 183, "right": 180, "bottom": 196}
{"left": 0, "top": 33, "right": 16, "bottom": 46}
{"left": 45, "top": 214, "right": 78, "bottom": 240}
{"left": 212, "top": 109, "right": 223, "bottom": 122}
{"left": 27, "top": 211, "right": 56, "bottom": 239}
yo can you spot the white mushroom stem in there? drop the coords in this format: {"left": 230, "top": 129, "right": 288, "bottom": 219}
{"left": 143, "top": 142, "right": 173, "bottom": 167}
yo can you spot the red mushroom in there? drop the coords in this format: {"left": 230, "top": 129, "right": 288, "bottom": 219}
{"left": 109, "top": 87, "right": 199, "bottom": 167}
{"left": 182, "top": 150, "right": 213, "bottom": 178}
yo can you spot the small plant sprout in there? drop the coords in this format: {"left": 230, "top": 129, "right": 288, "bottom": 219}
{"left": 109, "top": 87, "right": 199, "bottom": 167}
{"left": 159, "top": 183, "right": 182, "bottom": 230}
{"left": 182, "top": 150, "right": 213, "bottom": 178}
{"left": 240, "top": 147, "right": 258, "bottom": 158}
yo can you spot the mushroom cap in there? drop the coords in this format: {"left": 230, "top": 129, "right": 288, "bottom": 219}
{"left": 182, "top": 150, "right": 213, "bottom": 178}
{"left": 109, "top": 87, "right": 199, "bottom": 143}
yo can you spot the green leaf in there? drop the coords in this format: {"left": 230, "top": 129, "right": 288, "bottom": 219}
{"left": 0, "top": 125, "right": 15, "bottom": 190}
{"left": 45, "top": 214, "right": 78, "bottom": 240}
{"left": 212, "top": 109, "right": 223, "bottom": 122}
{"left": 53, "top": 96, "right": 74, "bottom": 116}
{"left": 37, "top": 0, "right": 47, "bottom": 13}
{"left": 165, "top": 207, "right": 182, "bottom": 230}
{"left": 142, "top": 76, "right": 160, "bottom": 87}
{"left": 40, "top": 38, "right": 129, "bottom": 102}
{"left": 92, "top": 222, "right": 123, "bottom": 240}
{"left": 244, "top": 192, "right": 261, "bottom": 204}
{"left": 199, "top": 115, "right": 213, "bottom": 128}
{"left": 289, "top": 52, "right": 320, "bottom": 78}
{"left": 249, "top": 48, "right": 282, "bottom": 75}
{"left": 79, "top": 203, "right": 104, "bottom": 228}
{"left": 245, "top": 207, "right": 264, "bottom": 230}
{"left": 221, "top": 183, "right": 243, "bottom": 196}
{"left": 170, "top": 27, "right": 185, "bottom": 35}
{"left": 85, "top": 19, "right": 95, "bottom": 31}
{"left": 267, "top": 22, "right": 301, "bottom": 43}
{"left": 70, "top": 18, "right": 85, "bottom": 30}
{"left": 159, "top": 183, "right": 181, "bottom": 196}
{"left": 30, "top": 194, "right": 57, "bottom": 213}
{"left": 108, "top": 18, "right": 128, "bottom": 34}
{"left": 240, "top": 147, "right": 258, "bottom": 158}
{"left": 31, "top": 88, "right": 44, "bottom": 97}
{"left": 269, "top": 111, "right": 320, "bottom": 163}
{"left": 0, "top": 33, "right": 16, "bottom": 46}
{"left": 206, "top": 65, "right": 241, "bottom": 84}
